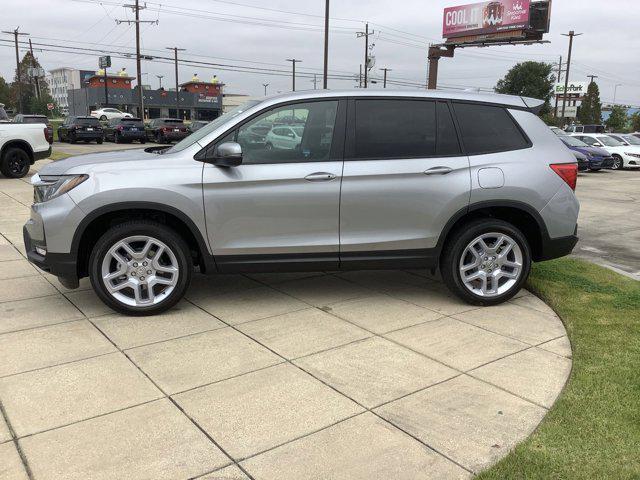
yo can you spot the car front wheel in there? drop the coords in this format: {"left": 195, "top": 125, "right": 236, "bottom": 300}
{"left": 89, "top": 221, "right": 193, "bottom": 315}
{"left": 441, "top": 219, "right": 531, "bottom": 306}
{"left": 611, "top": 155, "right": 623, "bottom": 170}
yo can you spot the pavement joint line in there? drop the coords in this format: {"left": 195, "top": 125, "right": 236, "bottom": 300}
{"left": 0, "top": 291, "right": 61, "bottom": 306}
{"left": 84, "top": 315, "right": 247, "bottom": 478}
{"left": 0, "top": 350, "right": 117, "bottom": 380}
{"left": 10, "top": 397, "right": 166, "bottom": 442}
{"left": 184, "top": 284, "right": 474, "bottom": 473}
{"left": 0, "top": 316, "right": 85, "bottom": 337}
{"left": 0, "top": 398, "right": 35, "bottom": 480}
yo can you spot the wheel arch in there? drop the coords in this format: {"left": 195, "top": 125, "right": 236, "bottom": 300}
{"left": 437, "top": 200, "right": 548, "bottom": 264}
{"left": 73, "top": 202, "right": 215, "bottom": 278}
{"left": 0, "top": 140, "right": 34, "bottom": 163}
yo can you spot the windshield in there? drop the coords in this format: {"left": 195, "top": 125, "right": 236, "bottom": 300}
{"left": 598, "top": 136, "right": 623, "bottom": 147}
{"left": 561, "top": 136, "right": 588, "bottom": 147}
{"left": 622, "top": 135, "right": 640, "bottom": 145}
{"left": 167, "top": 100, "right": 262, "bottom": 154}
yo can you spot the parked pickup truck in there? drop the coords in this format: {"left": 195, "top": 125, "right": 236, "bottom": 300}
{"left": 0, "top": 104, "right": 52, "bottom": 178}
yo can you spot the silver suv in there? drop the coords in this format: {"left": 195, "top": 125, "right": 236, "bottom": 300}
{"left": 24, "top": 91, "right": 580, "bottom": 316}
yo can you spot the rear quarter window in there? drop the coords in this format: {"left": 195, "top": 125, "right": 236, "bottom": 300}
{"left": 452, "top": 103, "right": 529, "bottom": 155}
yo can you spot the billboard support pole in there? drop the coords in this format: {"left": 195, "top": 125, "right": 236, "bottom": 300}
{"left": 554, "top": 55, "right": 562, "bottom": 118}
{"left": 561, "top": 30, "right": 582, "bottom": 121}
{"left": 427, "top": 45, "right": 455, "bottom": 90}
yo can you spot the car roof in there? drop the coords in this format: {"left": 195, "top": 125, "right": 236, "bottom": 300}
{"left": 258, "top": 89, "right": 542, "bottom": 111}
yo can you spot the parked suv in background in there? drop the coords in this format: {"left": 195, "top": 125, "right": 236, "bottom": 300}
{"left": 24, "top": 91, "right": 579, "bottom": 316}
{"left": 147, "top": 118, "right": 189, "bottom": 143}
{"left": 58, "top": 116, "right": 104, "bottom": 144}
{"left": 104, "top": 117, "right": 147, "bottom": 144}
{"left": 571, "top": 133, "right": 640, "bottom": 169}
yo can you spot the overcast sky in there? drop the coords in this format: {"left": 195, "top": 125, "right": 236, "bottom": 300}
{"left": 1, "top": 0, "right": 639, "bottom": 105}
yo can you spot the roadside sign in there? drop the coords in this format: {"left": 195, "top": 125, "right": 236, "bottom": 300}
{"left": 555, "top": 81, "right": 588, "bottom": 96}
{"left": 443, "top": 1, "right": 531, "bottom": 39}
{"left": 99, "top": 55, "right": 112, "bottom": 69}
{"left": 46, "top": 103, "right": 54, "bottom": 111}
{"left": 561, "top": 105, "right": 578, "bottom": 118}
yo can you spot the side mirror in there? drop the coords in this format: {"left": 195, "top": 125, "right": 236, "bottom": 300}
{"left": 211, "top": 142, "right": 243, "bottom": 167}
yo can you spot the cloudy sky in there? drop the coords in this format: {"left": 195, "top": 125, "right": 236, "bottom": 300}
{"left": 1, "top": 0, "right": 639, "bottom": 105}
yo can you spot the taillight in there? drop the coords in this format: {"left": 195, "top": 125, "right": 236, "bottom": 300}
{"left": 162, "top": 127, "right": 170, "bottom": 132}
{"left": 550, "top": 163, "right": 578, "bottom": 191}
{"left": 44, "top": 127, "right": 53, "bottom": 144}
{"left": 117, "top": 125, "right": 124, "bottom": 131}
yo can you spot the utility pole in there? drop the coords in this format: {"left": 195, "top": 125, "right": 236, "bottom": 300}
{"left": 285, "top": 59, "right": 301, "bottom": 91}
{"left": 2, "top": 28, "right": 29, "bottom": 113}
{"left": 28, "top": 38, "right": 41, "bottom": 100}
{"left": 156, "top": 74, "right": 164, "bottom": 89}
{"left": 358, "top": 64, "right": 362, "bottom": 88}
{"left": 262, "top": 83, "right": 269, "bottom": 96}
{"left": 323, "top": 0, "right": 329, "bottom": 89}
{"left": 553, "top": 55, "right": 564, "bottom": 118}
{"left": 356, "top": 23, "right": 375, "bottom": 88}
{"left": 380, "top": 67, "right": 391, "bottom": 88}
{"left": 166, "top": 47, "right": 185, "bottom": 117}
{"left": 587, "top": 74, "right": 598, "bottom": 84}
{"left": 561, "top": 31, "right": 582, "bottom": 120}
{"left": 311, "top": 74, "right": 318, "bottom": 90}
{"left": 117, "top": 2, "right": 158, "bottom": 119}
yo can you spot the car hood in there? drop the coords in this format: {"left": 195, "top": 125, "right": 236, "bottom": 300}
{"left": 38, "top": 149, "right": 162, "bottom": 176}
{"left": 569, "top": 145, "right": 610, "bottom": 157}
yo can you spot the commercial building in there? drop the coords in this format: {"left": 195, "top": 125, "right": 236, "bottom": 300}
{"left": 66, "top": 73, "right": 223, "bottom": 120}
{"left": 45, "top": 68, "right": 95, "bottom": 113}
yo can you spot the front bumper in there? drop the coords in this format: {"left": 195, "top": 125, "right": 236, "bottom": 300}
{"left": 23, "top": 225, "right": 79, "bottom": 288}
{"left": 588, "top": 156, "right": 612, "bottom": 169}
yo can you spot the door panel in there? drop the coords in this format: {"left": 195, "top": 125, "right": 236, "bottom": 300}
{"left": 340, "top": 99, "right": 470, "bottom": 254}
{"left": 202, "top": 100, "right": 344, "bottom": 263}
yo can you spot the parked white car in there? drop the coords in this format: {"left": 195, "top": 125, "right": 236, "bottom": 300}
{"left": 90, "top": 108, "right": 133, "bottom": 121}
{"left": 0, "top": 105, "right": 52, "bottom": 178}
{"left": 265, "top": 125, "right": 303, "bottom": 150}
{"left": 571, "top": 133, "right": 640, "bottom": 170}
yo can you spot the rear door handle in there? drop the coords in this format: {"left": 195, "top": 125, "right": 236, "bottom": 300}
{"left": 423, "top": 166, "right": 453, "bottom": 175}
{"left": 305, "top": 172, "right": 337, "bottom": 182}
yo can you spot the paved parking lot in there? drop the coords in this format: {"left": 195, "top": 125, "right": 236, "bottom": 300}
{"left": 574, "top": 169, "right": 640, "bottom": 279}
{"left": 0, "top": 158, "right": 573, "bottom": 480}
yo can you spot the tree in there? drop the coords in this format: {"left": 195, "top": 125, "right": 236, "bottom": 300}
{"left": 495, "top": 61, "right": 555, "bottom": 115}
{"left": 630, "top": 112, "right": 640, "bottom": 132}
{"left": 605, "top": 105, "right": 629, "bottom": 132}
{"left": 8, "top": 51, "right": 45, "bottom": 114}
{"left": 0, "top": 75, "right": 10, "bottom": 107}
{"left": 578, "top": 81, "right": 602, "bottom": 125}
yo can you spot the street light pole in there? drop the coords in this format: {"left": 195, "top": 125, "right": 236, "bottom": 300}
{"left": 613, "top": 84, "right": 622, "bottom": 104}
{"left": 323, "top": 0, "right": 329, "bottom": 89}
{"left": 286, "top": 59, "right": 301, "bottom": 91}
{"left": 262, "top": 83, "right": 269, "bottom": 96}
{"left": 166, "top": 47, "right": 185, "bottom": 118}
{"left": 156, "top": 74, "right": 164, "bottom": 89}
{"left": 561, "top": 30, "right": 582, "bottom": 120}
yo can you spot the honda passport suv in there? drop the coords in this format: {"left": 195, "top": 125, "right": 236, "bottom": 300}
{"left": 23, "top": 91, "right": 579, "bottom": 316}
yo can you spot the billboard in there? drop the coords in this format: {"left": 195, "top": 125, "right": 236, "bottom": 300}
{"left": 555, "top": 82, "right": 588, "bottom": 96}
{"left": 443, "top": 1, "right": 531, "bottom": 39}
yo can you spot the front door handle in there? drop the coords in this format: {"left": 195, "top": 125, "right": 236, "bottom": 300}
{"left": 424, "top": 166, "right": 453, "bottom": 175}
{"left": 305, "top": 172, "right": 337, "bottom": 182}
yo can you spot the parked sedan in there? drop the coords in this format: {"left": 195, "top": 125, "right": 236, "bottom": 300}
{"left": 58, "top": 116, "right": 104, "bottom": 144}
{"left": 90, "top": 108, "right": 132, "bottom": 121}
{"left": 607, "top": 133, "right": 640, "bottom": 147}
{"left": 559, "top": 135, "right": 613, "bottom": 171}
{"left": 146, "top": 118, "right": 190, "bottom": 143}
{"left": 104, "top": 117, "right": 147, "bottom": 144}
{"left": 571, "top": 134, "right": 640, "bottom": 170}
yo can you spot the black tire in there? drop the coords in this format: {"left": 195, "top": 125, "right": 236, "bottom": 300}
{"left": 140, "top": 138, "right": 146, "bottom": 144}
{"left": 114, "top": 132, "right": 120, "bottom": 144}
{"left": 100, "top": 115, "right": 107, "bottom": 121}
{"left": 97, "top": 138, "right": 103, "bottom": 144}
{"left": 611, "top": 155, "right": 623, "bottom": 170}
{"left": 89, "top": 220, "right": 193, "bottom": 316}
{"left": 0, "top": 147, "right": 31, "bottom": 178}
{"left": 589, "top": 168, "right": 601, "bottom": 172}
{"left": 440, "top": 218, "right": 532, "bottom": 306}
{"left": 69, "top": 133, "right": 76, "bottom": 144}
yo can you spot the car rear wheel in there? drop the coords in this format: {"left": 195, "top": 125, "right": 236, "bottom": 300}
{"left": 97, "top": 138, "right": 103, "bottom": 144}
{"left": 89, "top": 221, "right": 193, "bottom": 316}
{"left": 100, "top": 115, "right": 107, "bottom": 121}
{"left": 114, "top": 132, "right": 120, "bottom": 143}
{"left": 440, "top": 219, "right": 531, "bottom": 306}
{"left": 0, "top": 147, "right": 31, "bottom": 178}
{"left": 611, "top": 155, "right": 623, "bottom": 170}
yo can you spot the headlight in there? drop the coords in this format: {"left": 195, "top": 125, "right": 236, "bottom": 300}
{"left": 32, "top": 174, "right": 88, "bottom": 203}
{"left": 624, "top": 152, "right": 640, "bottom": 158}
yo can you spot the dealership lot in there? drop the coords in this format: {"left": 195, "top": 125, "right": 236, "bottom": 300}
{"left": 0, "top": 157, "right": 578, "bottom": 479}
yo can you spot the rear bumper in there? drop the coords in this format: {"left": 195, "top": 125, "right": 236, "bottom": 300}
{"left": 538, "top": 230, "right": 579, "bottom": 261}
{"left": 33, "top": 146, "right": 52, "bottom": 162}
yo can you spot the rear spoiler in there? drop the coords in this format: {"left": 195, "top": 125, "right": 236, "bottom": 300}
{"left": 520, "top": 96, "right": 546, "bottom": 115}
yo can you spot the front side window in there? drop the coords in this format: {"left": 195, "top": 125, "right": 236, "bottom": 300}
{"left": 453, "top": 103, "right": 529, "bottom": 155}
{"left": 353, "top": 99, "right": 436, "bottom": 159}
{"left": 234, "top": 101, "right": 338, "bottom": 164}
{"left": 578, "top": 136, "right": 598, "bottom": 146}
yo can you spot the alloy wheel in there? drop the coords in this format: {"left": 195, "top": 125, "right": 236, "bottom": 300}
{"left": 100, "top": 235, "right": 179, "bottom": 307}
{"left": 458, "top": 232, "right": 523, "bottom": 297}
{"left": 6, "top": 151, "right": 29, "bottom": 177}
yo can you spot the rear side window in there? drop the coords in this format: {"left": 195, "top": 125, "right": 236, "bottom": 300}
{"left": 453, "top": 103, "right": 529, "bottom": 155}
{"left": 354, "top": 99, "right": 436, "bottom": 159}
